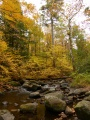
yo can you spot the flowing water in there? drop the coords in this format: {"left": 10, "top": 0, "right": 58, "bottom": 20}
{"left": 0, "top": 88, "right": 58, "bottom": 120}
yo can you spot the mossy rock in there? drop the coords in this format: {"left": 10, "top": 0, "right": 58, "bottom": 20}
{"left": 75, "top": 100, "right": 90, "bottom": 120}
{"left": 20, "top": 102, "right": 38, "bottom": 113}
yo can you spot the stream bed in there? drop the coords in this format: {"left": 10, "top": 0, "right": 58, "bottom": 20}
{"left": 0, "top": 88, "right": 58, "bottom": 120}
{"left": 0, "top": 79, "right": 89, "bottom": 120}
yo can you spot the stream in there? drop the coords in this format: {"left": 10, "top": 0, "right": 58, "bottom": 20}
{"left": 0, "top": 79, "right": 89, "bottom": 120}
{"left": 0, "top": 88, "right": 58, "bottom": 120}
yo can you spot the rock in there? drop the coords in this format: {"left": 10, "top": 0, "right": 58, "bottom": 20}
{"left": 45, "top": 93, "right": 66, "bottom": 112}
{"left": 29, "top": 92, "right": 40, "bottom": 98}
{"left": 60, "top": 83, "right": 69, "bottom": 89}
{"left": 55, "top": 84, "right": 61, "bottom": 91}
{"left": 73, "top": 117, "right": 79, "bottom": 120}
{"left": 65, "top": 96, "right": 73, "bottom": 105}
{"left": 40, "top": 86, "right": 49, "bottom": 93}
{"left": 40, "top": 85, "right": 56, "bottom": 94}
{"left": 22, "top": 82, "right": 32, "bottom": 91}
{"left": 64, "top": 88, "right": 70, "bottom": 93}
{"left": 85, "top": 91, "right": 90, "bottom": 96}
{"left": 49, "top": 87, "right": 56, "bottom": 92}
{"left": 74, "top": 88, "right": 87, "bottom": 95}
{"left": 0, "top": 110, "right": 15, "bottom": 120}
{"left": 22, "top": 82, "right": 41, "bottom": 91}
{"left": 18, "top": 79, "right": 25, "bottom": 85}
{"left": 59, "top": 112, "right": 67, "bottom": 119}
{"left": 0, "top": 116, "right": 4, "bottom": 120}
{"left": 45, "top": 91, "right": 64, "bottom": 100}
{"left": 2, "top": 101, "right": 8, "bottom": 106}
{"left": 45, "top": 96, "right": 66, "bottom": 112}
{"left": 84, "top": 95, "right": 90, "bottom": 101}
{"left": 11, "top": 109, "right": 19, "bottom": 112}
{"left": 69, "top": 88, "right": 88, "bottom": 96}
{"left": 20, "top": 102, "right": 38, "bottom": 113}
{"left": 74, "top": 100, "right": 90, "bottom": 120}
{"left": 68, "top": 89, "right": 74, "bottom": 96}
{"left": 31, "top": 84, "right": 41, "bottom": 91}
{"left": 65, "top": 106, "right": 75, "bottom": 115}
{"left": 14, "top": 103, "right": 19, "bottom": 106}
{"left": 38, "top": 81, "right": 46, "bottom": 86}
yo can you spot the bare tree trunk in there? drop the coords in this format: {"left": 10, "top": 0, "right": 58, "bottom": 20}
{"left": 68, "top": 19, "right": 75, "bottom": 71}
{"left": 51, "top": 16, "right": 54, "bottom": 45}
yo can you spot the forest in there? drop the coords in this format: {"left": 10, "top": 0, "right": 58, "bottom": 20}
{"left": 0, "top": 0, "right": 90, "bottom": 89}
{"left": 0, "top": 0, "right": 90, "bottom": 120}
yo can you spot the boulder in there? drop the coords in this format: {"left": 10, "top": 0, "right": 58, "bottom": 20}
{"left": 45, "top": 91, "right": 64, "bottom": 100}
{"left": 20, "top": 102, "right": 38, "bottom": 113}
{"left": 84, "top": 95, "right": 90, "bottom": 101}
{"left": 69, "top": 88, "right": 88, "bottom": 96}
{"left": 0, "top": 110, "right": 15, "bottom": 120}
{"left": 74, "top": 100, "right": 90, "bottom": 120}
{"left": 45, "top": 91, "right": 66, "bottom": 112}
{"left": 45, "top": 96, "right": 66, "bottom": 112}
{"left": 74, "top": 88, "right": 88, "bottom": 95}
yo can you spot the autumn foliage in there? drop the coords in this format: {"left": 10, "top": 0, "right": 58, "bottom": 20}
{"left": 0, "top": 0, "right": 90, "bottom": 88}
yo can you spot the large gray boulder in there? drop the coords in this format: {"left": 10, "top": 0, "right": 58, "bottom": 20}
{"left": 45, "top": 91, "right": 66, "bottom": 112}
{"left": 0, "top": 110, "right": 15, "bottom": 120}
{"left": 20, "top": 102, "right": 38, "bottom": 113}
{"left": 45, "top": 91, "right": 64, "bottom": 99}
{"left": 74, "top": 100, "right": 90, "bottom": 120}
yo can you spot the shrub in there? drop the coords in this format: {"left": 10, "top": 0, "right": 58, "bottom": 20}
{"left": 71, "top": 73, "right": 90, "bottom": 87}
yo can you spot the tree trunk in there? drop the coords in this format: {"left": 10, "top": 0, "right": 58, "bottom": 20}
{"left": 51, "top": 16, "right": 54, "bottom": 45}
{"left": 68, "top": 19, "right": 75, "bottom": 71}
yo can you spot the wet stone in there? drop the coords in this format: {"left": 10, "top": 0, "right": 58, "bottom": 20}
{"left": 0, "top": 110, "right": 15, "bottom": 120}
{"left": 29, "top": 92, "right": 40, "bottom": 98}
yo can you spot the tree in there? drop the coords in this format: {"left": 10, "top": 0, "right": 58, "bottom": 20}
{"left": 71, "top": 25, "right": 85, "bottom": 70}
{"left": 41, "top": 0, "right": 64, "bottom": 45}
{"left": 63, "top": 0, "right": 83, "bottom": 71}
{"left": 0, "top": 0, "right": 26, "bottom": 51}
{"left": 0, "top": 0, "right": 43, "bottom": 58}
